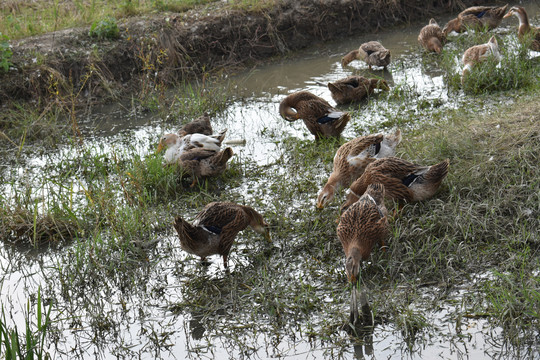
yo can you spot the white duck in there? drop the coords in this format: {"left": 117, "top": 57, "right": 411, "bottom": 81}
{"left": 157, "top": 129, "right": 227, "bottom": 165}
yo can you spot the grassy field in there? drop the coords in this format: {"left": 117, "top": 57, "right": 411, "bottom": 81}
{"left": 0, "top": 0, "right": 278, "bottom": 40}
{"left": 0, "top": 0, "right": 215, "bottom": 39}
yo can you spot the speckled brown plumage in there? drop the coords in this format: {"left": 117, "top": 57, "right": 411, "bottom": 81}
{"left": 173, "top": 202, "right": 271, "bottom": 268}
{"left": 337, "top": 183, "right": 389, "bottom": 324}
{"left": 279, "top": 91, "right": 350, "bottom": 139}
{"left": 179, "top": 147, "right": 234, "bottom": 186}
{"left": 341, "top": 41, "right": 391, "bottom": 69}
{"left": 418, "top": 19, "right": 445, "bottom": 53}
{"left": 178, "top": 112, "right": 213, "bottom": 136}
{"left": 443, "top": 4, "right": 508, "bottom": 36}
{"left": 327, "top": 76, "right": 390, "bottom": 105}
{"left": 342, "top": 157, "right": 449, "bottom": 212}
{"left": 504, "top": 6, "right": 540, "bottom": 52}
{"left": 316, "top": 129, "right": 401, "bottom": 209}
{"left": 461, "top": 36, "right": 501, "bottom": 83}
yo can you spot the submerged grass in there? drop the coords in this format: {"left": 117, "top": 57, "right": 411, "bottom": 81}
{"left": 0, "top": 288, "right": 52, "bottom": 359}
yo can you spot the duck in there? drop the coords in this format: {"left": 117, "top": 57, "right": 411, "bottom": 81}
{"left": 418, "top": 18, "right": 445, "bottom": 53}
{"left": 173, "top": 202, "right": 271, "bottom": 268}
{"left": 279, "top": 91, "right": 351, "bottom": 139}
{"left": 341, "top": 157, "right": 449, "bottom": 213}
{"left": 461, "top": 36, "right": 501, "bottom": 84}
{"left": 178, "top": 112, "right": 213, "bottom": 137}
{"left": 327, "top": 76, "right": 390, "bottom": 105}
{"left": 341, "top": 41, "right": 391, "bottom": 69}
{"left": 178, "top": 146, "right": 234, "bottom": 187}
{"left": 157, "top": 129, "right": 227, "bottom": 165}
{"left": 503, "top": 6, "right": 540, "bottom": 52}
{"left": 443, "top": 4, "right": 509, "bottom": 36}
{"left": 337, "top": 183, "right": 389, "bottom": 325}
{"left": 316, "top": 129, "right": 402, "bottom": 209}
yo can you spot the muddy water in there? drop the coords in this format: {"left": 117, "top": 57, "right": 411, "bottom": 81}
{"left": 1, "top": 3, "right": 540, "bottom": 360}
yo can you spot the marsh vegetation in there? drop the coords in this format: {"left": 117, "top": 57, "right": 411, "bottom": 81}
{"left": 1, "top": 1, "right": 540, "bottom": 359}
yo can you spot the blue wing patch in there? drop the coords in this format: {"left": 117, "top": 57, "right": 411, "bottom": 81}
{"left": 476, "top": 11, "right": 487, "bottom": 18}
{"left": 402, "top": 173, "right": 419, "bottom": 187}
{"left": 201, "top": 225, "right": 222, "bottom": 234}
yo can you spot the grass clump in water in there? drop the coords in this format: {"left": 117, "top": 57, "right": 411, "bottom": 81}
{"left": 440, "top": 34, "right": 539, "bottom": 94}
{"left": 0, "top": 288, "right": 52, "bottom": 360}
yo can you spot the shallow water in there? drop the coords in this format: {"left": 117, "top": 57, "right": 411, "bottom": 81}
{"left": 1, "top": 3, "right": 540, "bottom": 359}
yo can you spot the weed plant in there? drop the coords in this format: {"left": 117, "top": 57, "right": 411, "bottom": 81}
{"left": 0, "top": 288, "right": 52, "bottom": 359}
{"left": 440, "top": 33, "right": 539, "bottom": 94}
{"left": 0, "top": 32, "right": 12, "bottom": 72}
{"left": 89, "top": 17, "right": 120, "bottom": 40}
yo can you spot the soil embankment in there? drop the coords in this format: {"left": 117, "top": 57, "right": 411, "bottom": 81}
{"left": 1, "top": 0, "right": 495, "bottom": 107}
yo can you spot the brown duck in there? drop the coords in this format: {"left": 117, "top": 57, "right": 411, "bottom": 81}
{"left": 443, "top": 4, "right": 509, "bottom": 36}
{"left": 341, "top": 41, "right": 391, "bottom": 69}
{"left": 173, "top": 202, "right": 271, "bottom": 268}
{"left": 178, "top": 112, "right": 213, "bottom": 137}
{"left": 316, "top": 129, "right": 402, "bottom": 209}
{"left": 328, "top": 76, "right": 390, "bottom": 105}
{"left": 461, "top": 36, "right": 501, "bottom": 84}
{"left": 279, "top": 91, "right": 351, "bottom": 139}
{"left": 418, "top": 19, "right": 445, "bottom": 53}
{"left": 504, "top": 6, "right": 540, "bottom": 52}
{"left": 337, "top": 183, "right": 389, "bottom": 324}
{"left": 178, "top": 146, "right": 234, "bottom": 187}
{"left": 341, "top": 157, "right": 449, "bottom": 212}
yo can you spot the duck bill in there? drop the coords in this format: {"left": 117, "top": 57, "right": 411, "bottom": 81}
{"left": 156, "top": 142, "right": 165, "bottom": 154}
{"left": 378, "top": 81, "right": 390, "bottom": 91}
{"left": 350, "top": 285, "right": 359, "bottom": 325}
{"left": 503, "top": 12, "right": 513, "bottom": 19}
{"left": 316, "top": 202, "right": 324, "bottom": 209}
{"left": 261, "top": 226, "right": 271, "bottom": 242}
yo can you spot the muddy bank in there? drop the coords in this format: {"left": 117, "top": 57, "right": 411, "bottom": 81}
{"left": 1, "top": 0, "right": 497, "bottom": 107}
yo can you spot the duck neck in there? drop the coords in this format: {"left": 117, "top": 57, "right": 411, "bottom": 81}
{"left": 516, "top": 11, "right": 531, "bottom": 35}
{"left": 241, "top": 206, "right": 263, "bottom": 229}
{"left": 279, "top": 98, "right": 298, "bottom": 121}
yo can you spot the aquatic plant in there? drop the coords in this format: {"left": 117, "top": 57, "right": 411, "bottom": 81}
{"left": 0, "top": 32, "right": 12, "bottom": 72}
{"left": 0, "top": 288, "right": 52, "bottom": 360}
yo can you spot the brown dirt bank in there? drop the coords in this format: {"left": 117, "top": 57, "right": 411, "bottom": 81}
{"left": 0, "top": 0, "right": 498, "bottom": 108}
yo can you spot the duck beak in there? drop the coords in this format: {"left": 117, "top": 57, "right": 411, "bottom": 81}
{"left": 503, "top": 11, "right": 513, "bottom": 19}
{"left": 156, "top": 142, "right": 164, "bottom": 154}
{"left": 263, "top": 226, "right": 271, "bottom": 242}
{"left": 316, "top": 202, "right": 324, "bottom": 209}
{"left": 378, "top": 80, "right": 390, "bottom": 91}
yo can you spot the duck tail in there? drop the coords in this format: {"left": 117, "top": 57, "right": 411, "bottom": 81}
{"left": 423, "top": 159, "right": 450, "bottom": 185}
{"left": 213, "top": 129, "right": 228, "bottom": 144}
{"left": 216, "top": 147, "right": 234, "bottom": 166}
{"left": 496, "top": 4, "right": 509, "bottom": 17}
{"left": 383, "top": 128, "right": 402, "bottom": 148}
{"left": 173, "top": 215, "right": 194, "bottom": 240}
